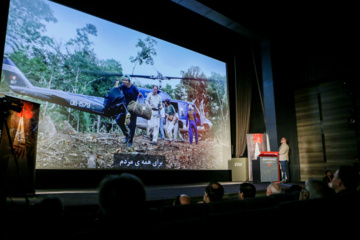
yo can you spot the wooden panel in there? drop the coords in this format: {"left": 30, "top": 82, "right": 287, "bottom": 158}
{"left": 320, "top": 81, "right": 357, "bottom": 163}
{"left": 294, "top": 80, "right": 358, "bottom": 181}
{"left": 300, "top": 163, "right": 326, "bottom": 180}
{"left": 295, "top": 86, "right": 324, "bottom": 181}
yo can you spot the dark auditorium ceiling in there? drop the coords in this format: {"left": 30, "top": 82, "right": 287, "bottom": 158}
{"left": 48, "top": 0, "right": 358, "bottom": 44}
{"left": 46, "top": 0, "right": 358, "bottom": 54}
{"left": 174, "top": 0, "right": 359, "bottom": 43}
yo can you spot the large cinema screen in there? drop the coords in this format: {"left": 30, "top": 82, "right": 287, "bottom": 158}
{"left": 0, "top": 0, "right": 231, "bottom": 170}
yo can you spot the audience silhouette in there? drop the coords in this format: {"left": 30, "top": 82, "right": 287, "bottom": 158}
{"left": 98, "top": 173, "right": 147, "bottom": 218}
{"left": 266, "top": 182, "right": 282, "bottom": 196}
{"left": 72, "top": 173, "right": 155, "bottom": 238}
{"left": 239, "top": 182, "right": 256, "bottom": 199}
{"left": 202, "top": 181, "right": 224, "bottom": 203}
{"left": 322, "top": 170, "right": 334, "bottom": 185}
{"left": 331, "top": 165, "right": 359, "bottom": 194}
{"left": 4, "top": 168, "right": 360, "bottom": 238}
{"left": 299, "top": 178, "right": 335, "bottom": 200}
{"left": 173, "top": 194, "right": 192, "bottom": 205}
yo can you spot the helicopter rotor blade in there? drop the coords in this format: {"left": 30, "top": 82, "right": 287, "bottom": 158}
{"left": 129, "top": 74, "right": 156, "bottom": 79}
{"left": 81, "top": 71, "right": 220, "bottom": 83}
{"left": 173, "top": 76, "right": 220, "bottom": 83}
{"left": 130, "top": 75, "right": 218, "bottom": 82}
{"left": 81, "top": 70, "right": 123, "bottom": 77}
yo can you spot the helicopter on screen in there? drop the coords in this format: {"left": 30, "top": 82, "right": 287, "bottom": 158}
{"left": 1, "top": 56, "right": 213, "bottom": 135}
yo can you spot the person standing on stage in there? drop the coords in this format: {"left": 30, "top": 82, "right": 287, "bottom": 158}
{"left": 115, "top": 75, "right": 142, "bottom": 148}
{"left": 146, "top": 85, "right": 162, "bottom": 145}
{"left": 279, "top": 137, "right": 290, "bottom": 183}
{"left": 186, "top": 105, "right": 198, "bottom": 145}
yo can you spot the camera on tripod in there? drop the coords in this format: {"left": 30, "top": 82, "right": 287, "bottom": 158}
{"left": 0, "top": 96, "right": 33, "bottom": 199}
{"left": 0, "top": 97, "right": 24, "bottom": 123}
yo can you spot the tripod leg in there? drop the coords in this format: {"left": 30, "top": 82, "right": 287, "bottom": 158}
{"left": 3, "top": 120, "right": 29, "bottom": 204}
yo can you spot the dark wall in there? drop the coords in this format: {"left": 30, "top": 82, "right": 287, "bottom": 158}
{"left": 0, "top": 0, "right": 9, "bottom": 60}
{"left": 248, "top": 42, "right": 266, "bottom": 135}
{"left": 269, "top": 32, "right": 359, "bottom": 181}
{"left": 244, "top": 41, "right": 266, "bottom": 159}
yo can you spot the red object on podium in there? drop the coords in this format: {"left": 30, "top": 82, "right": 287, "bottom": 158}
{"left": 259, "top": 151, "right": 280, "bottom": 183}
{"left": 260, "top": 151, "right": 279, "bottom": 157}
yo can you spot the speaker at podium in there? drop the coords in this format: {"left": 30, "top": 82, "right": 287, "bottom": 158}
{"left": 229, "top": 158, "right": 248, "bottom": 182}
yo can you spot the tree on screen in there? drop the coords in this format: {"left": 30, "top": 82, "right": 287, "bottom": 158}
{"left": 129, "top": 36, "right": 157, "bottom": 75}
{"left": 5, "top": 0, "right": 57, "bottom": 52}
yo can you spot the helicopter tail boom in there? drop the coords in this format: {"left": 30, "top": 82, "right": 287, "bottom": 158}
{"left": 2, "top": 56, "right": 34, "bottom": 89}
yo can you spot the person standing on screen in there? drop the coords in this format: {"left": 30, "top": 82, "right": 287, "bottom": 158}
{"left": 279, "top": 137, "right": 290, "bottom": 183}
{"left": 159, "top": 102, "right": 166, "bottom": 139}
{"left": 186, "top": 105, "right": 198, "bottom": 145}
{"left": 115, "top": 75, "right": 142, "bottom": 148}
{"left": 146, "top": 85, "right": 162, "bottom": 145}
{"left": 173, "top": 111, "right": 183, "bottom": 141}
{"left": 164, "top": 99, "right": 176, "bottom": 139}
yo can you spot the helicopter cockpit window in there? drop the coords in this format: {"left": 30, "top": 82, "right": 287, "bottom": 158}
{"left": 177, "top": 102, "right": 187, "bottom": 118}
{"left": 180, "top": 107, "right": 185, "bottom": 117}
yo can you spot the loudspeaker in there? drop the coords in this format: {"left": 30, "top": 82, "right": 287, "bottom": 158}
{"left": 229, "top": 158, "right": 248, "bottom": 181}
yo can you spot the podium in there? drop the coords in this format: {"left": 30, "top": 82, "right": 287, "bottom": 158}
{"left": 252, "top": 151, "right": 280, "bottom": 183}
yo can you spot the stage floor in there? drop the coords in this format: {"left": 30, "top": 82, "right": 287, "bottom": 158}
{"left": 7, "top": 181, "right": 300, "bottom": 209}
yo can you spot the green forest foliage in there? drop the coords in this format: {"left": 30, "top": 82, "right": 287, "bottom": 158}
{"left": 1, "top": 0, "right": 228, "bottom": 134}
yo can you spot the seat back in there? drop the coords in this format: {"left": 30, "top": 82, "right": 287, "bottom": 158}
{"left": 159, "top": 203, "right": 208, "bottom": 222}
